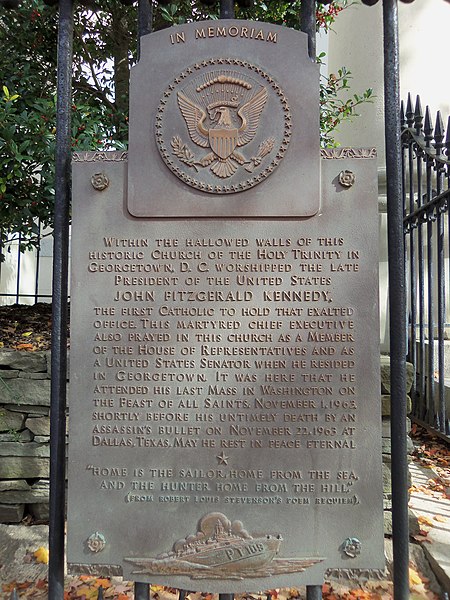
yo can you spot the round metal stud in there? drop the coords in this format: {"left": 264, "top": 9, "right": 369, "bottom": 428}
{"left": 91, "top": 172, "right": 110, "bottom": 191}
{"left": 342, "top": 537, "right": 362, "bottom": 558}
{"left": 361, "top": 0, "right": 379, "bottom": 5}
{"left": 338, "top": 170, "right": 356, "bottom": 188}
{"left": 86, "top": 531, "right": 107, "bottom": 553}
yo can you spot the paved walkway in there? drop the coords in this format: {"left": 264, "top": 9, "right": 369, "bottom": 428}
{"left": 409, "top": 460, "right": 450, "bottom": 594}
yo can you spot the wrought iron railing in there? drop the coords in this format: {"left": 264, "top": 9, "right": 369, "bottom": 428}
{"left": 402, "top": 94, "right": 450, "bottom": 441}
{"left": 0, "top": 225, "right": 53, "bottom": 305}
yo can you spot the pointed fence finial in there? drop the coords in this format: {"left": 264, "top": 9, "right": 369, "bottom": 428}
{"left": 414, "top": 95, "right": 423, "bottom": 134}
{"left": 434, "top": 110, "right": 444, "bottom": 155}
{"left": 10, "top": 589, "right": 19, "bottom": 600}
{"left": 445, "top": 116, "right": 450, "bottom": 162}
{"left": 98, "top": 586, "right": 104, "bottom": 600}
{"left": 406, "top": 93, "right": 414, "bottom": 127}
{"left": 424, "top": 106, "right": 433, "bottom": 147}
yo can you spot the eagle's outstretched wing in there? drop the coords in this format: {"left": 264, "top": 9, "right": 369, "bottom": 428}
{"left": 177, "top": 92, "right": 209, "bottom": 148}
{"left": 236, "top": 87, "right": 268, "bottom": 147}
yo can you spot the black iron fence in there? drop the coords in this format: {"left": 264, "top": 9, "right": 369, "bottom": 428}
{"left": 0, "top": 224, "right": 53, "bottom": 304}
{"left": 402, "top": 94, "right": 450, "bottom": 441}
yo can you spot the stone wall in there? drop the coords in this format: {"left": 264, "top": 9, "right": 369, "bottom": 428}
{"left": 0, "top": 350, "right": 52, "bottom": 522}
{"left": 381, "top": 355, "right": 416, "bottom": 535}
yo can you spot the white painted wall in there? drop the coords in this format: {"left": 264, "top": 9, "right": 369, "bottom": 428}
{"left": 398, "top": 0, "right": 450, "bottom": 120}
{"left": 327, "top": 0, "right": 450, "bottom": 155}
{"left": 327, "top": 0, "right": 450, "bottom": 350}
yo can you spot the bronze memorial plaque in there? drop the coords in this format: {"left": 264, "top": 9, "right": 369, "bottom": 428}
{"left": 67, "top": 20, "right": 384, "bottom": 593}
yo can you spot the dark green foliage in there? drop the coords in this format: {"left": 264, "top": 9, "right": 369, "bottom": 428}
{"left": 0, "top": 0, "right": 372, "bottom": 258}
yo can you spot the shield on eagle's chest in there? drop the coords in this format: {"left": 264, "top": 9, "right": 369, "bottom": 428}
{"left": 209, "top": 128, "right": 238, "bottom": 160}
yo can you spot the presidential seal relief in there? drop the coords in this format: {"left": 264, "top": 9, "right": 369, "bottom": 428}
{"left": 155, "top": 60, "right": 292, "bottom": 194}
{"left": 125, "top": 512, "right": 324, "bottom": 580}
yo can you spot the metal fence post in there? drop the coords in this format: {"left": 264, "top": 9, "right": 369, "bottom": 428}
{"left": 382, "top": 0, "right": 409, "bottom": 598}
{"left": 134, "top": 582, "right": 150, "bottom": 600}
{"left": 300, "top": 2, "right": 322, "bottom": 598}
{"left": 306, "top": 586, "right": 323, "bottom": 600}
{"left": 220, "top": 0, "right": 235, "bottom": 19}
{"left": 138, "top": 0, "right": 152, "bottom": 58}
{"left": 49, "top": 0, "right": 73, "bottom": 597}
{"left": 300, "top": 0, "right": 316, "bottom": 61}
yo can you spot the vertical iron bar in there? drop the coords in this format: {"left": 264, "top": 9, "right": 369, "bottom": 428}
{"left": 302, "top": 2, "right": 319, "bottom": 597}
{"left": 220, "top": 0, "right": 235, "bottom": 19}
{"left": 401, "top": 140, "right": 408, "bottom": 352}
{"left": 15, "top": 233, "right": 21, "bottom": 303}
{"left": 417, "top": 152, "right": 426, "bottom": 418}
{"left": 408, "top": 142, "right": 416, "bottom": 395}
{"left": 448, "top": 121, "right": 450, "bottom": 435}
{"left": 300, "top": 0, "right": 316, "bottom": 61}
{"left": 404, "top": 98, "right": 412, "bottom": 385}
{"left": 447, "top": 120, "right": 450, "bottom": 426}
{"left": 178, "top": 590, "right": 187, "bottom": 600}
{"left": 134, "top": 582, "right": 150, "bottom": 600}
{"left": 382, "top": 1, "right": 409, "bottom": 599}
{"left": 423, "top": 107, "right": 435, "bottom": 428}
{"left": 436, "top": 210, "right": 445, "bottom": 431}
{"left": 138, "top": 0, "right": 153, "bottom": 59}
{"left": 34, "top": 221, "right": 42, "bottom": 303}
{"left": 219, "top": 594, "right": 234, "bottom": 600}
{"left": 135, "top": 0, "right": 152, "bottom": 518}
{"left": 306, "top": 585, "right": 323, "bottom": 600}
{"left": 48, "top": 0, "right": 73, "bottom": 596}
{"left": 434, "top": 118, "right": 446, "bottom": 434}
{"left": 0, "top": 232, "right": 2, "bottom": 302}
{"left": 413, "top": 97, "right": 426, "bottom": 420}
{"left": 425, "top": 156, "right": 435, "bottom": 427}
{"left": 136, "top": 2, "right": 155, "bottom": 590}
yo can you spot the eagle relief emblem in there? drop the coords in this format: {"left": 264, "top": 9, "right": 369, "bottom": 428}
{"left": 155, "top": 59, "right": 292, "bottom": 194}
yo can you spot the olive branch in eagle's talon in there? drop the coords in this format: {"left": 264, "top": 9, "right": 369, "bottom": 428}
{"left": 171, "top": 136, "right": 200, "bottom": 172}
{"left": 245, "top": 137, "right": 275, "bottom": 173}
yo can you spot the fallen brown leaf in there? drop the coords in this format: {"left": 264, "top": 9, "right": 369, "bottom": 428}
{"left": 433, "top": 515, "right": 447, "bottom": 522}
{"left": 417, "top": 515, "right": 435, "bottom": 527}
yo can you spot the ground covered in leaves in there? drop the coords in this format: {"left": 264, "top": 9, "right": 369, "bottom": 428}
{"left": 411, "top": 424, "right": 450, "bottom": 499}
{"left": 409, "top": 423, "right": 450, "bottom": 543}
{"left": 0, "top": 573, "right": 442, "bottom": 600}
{"left": 0, "top": 302, "right": 62, "bottom": 351}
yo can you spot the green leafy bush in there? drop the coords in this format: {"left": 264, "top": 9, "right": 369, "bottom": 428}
{"left": 0, "top": 0, "right": 372, "bottom": 258}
